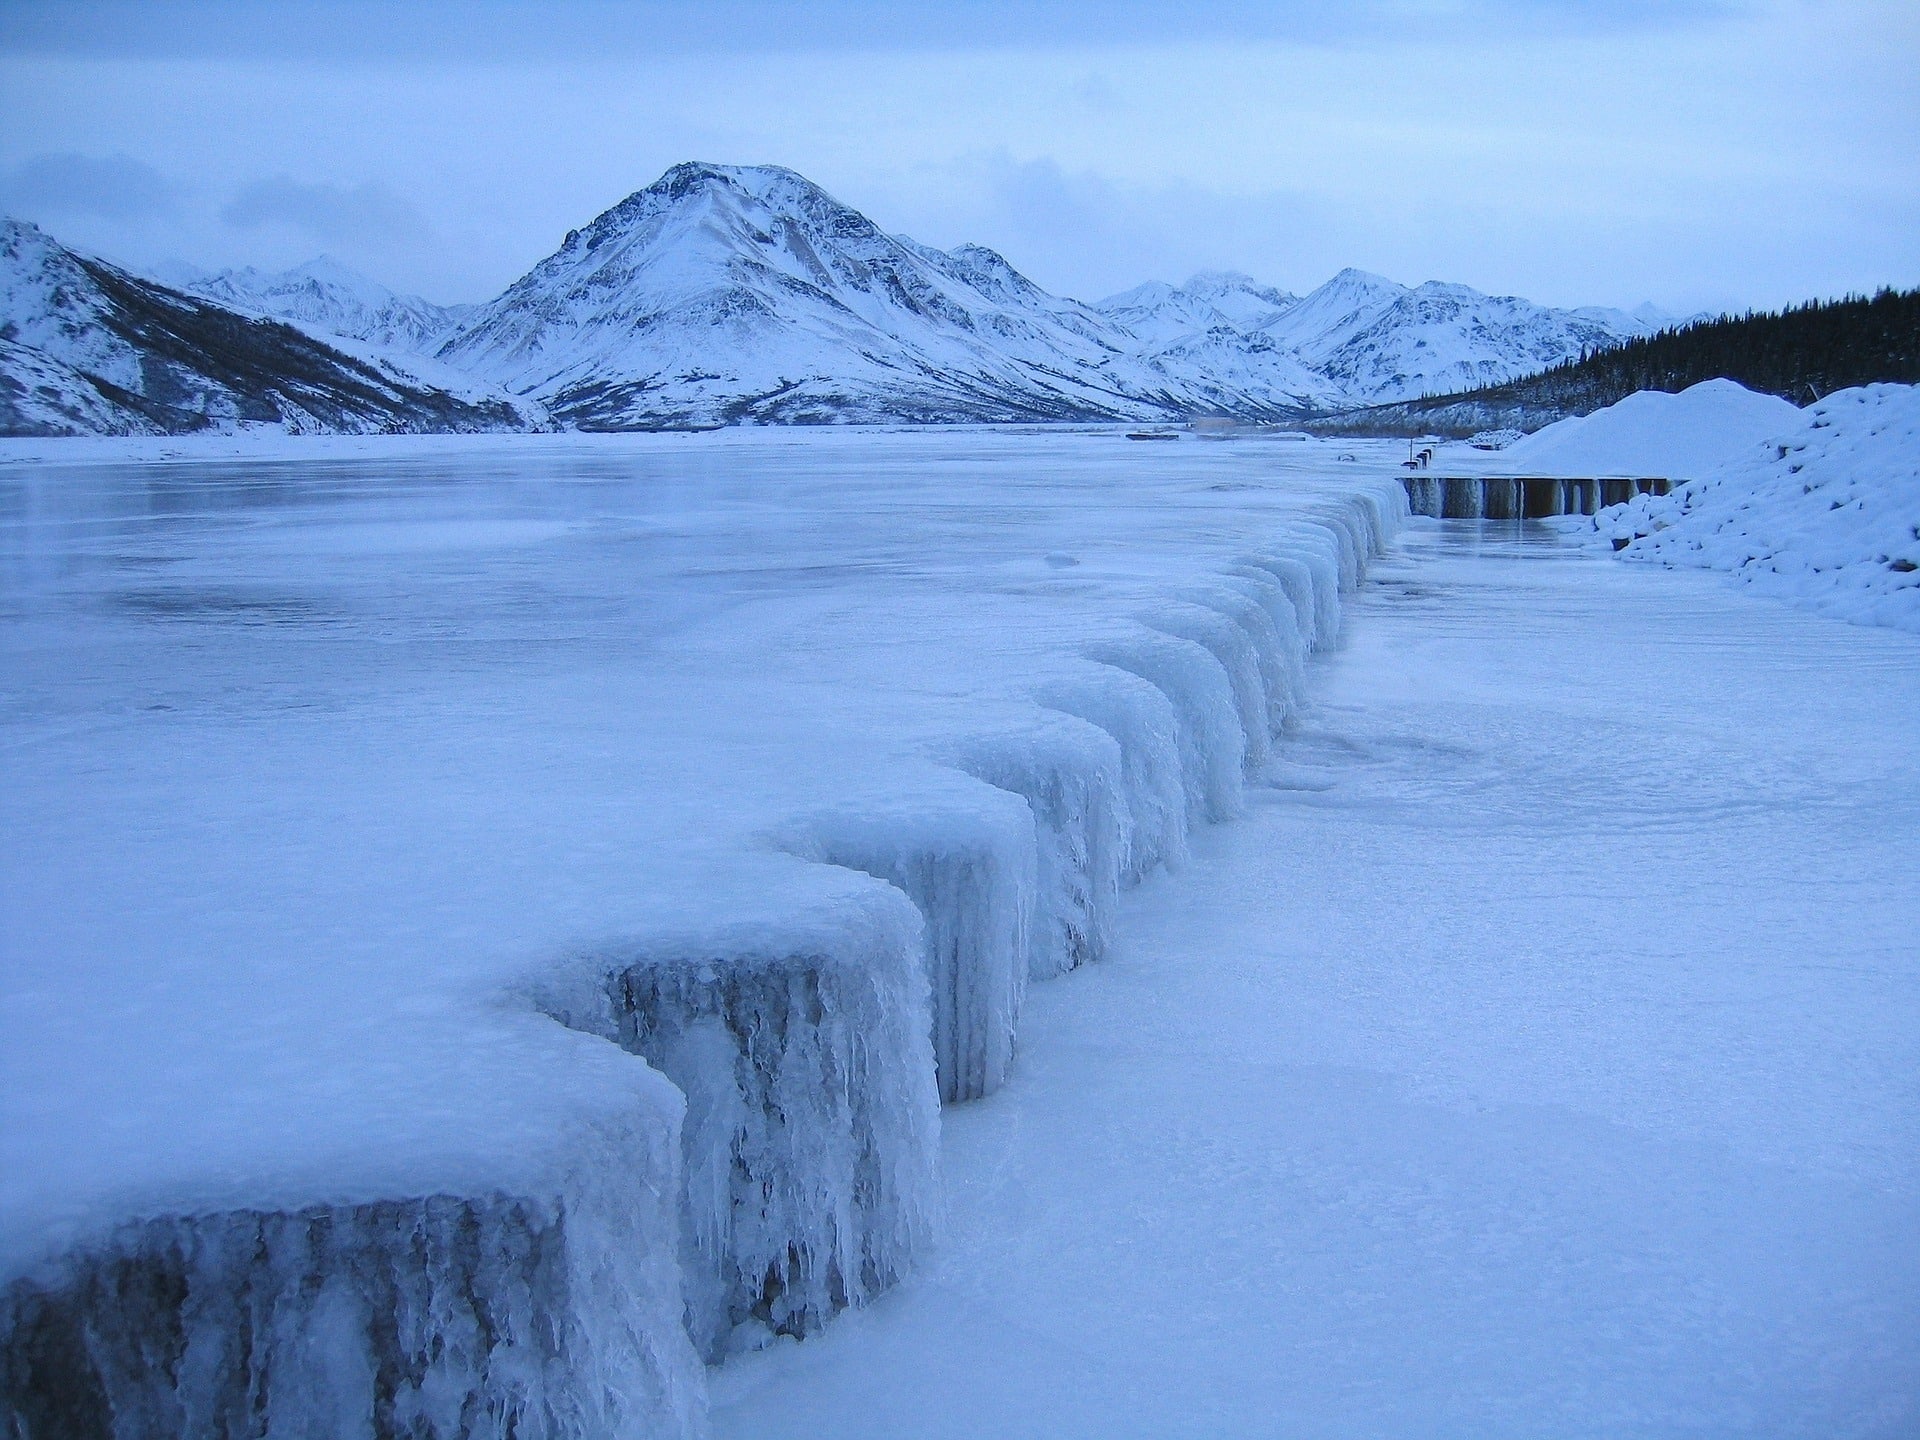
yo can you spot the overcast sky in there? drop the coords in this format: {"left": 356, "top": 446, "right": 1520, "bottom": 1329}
{"left": 1, "top": 0, "right": 1914, "bottom": 313}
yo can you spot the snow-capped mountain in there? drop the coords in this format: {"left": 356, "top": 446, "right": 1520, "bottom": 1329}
{"left": 187, "top": 256, "right": 472, "bottom": 355}
{"left": 1096, "top": 271, "right": 1296, "bottom": 348}
{"left": 438, "top": 162, "right": 1191, "bottom": 427}
{"left": 0, "top": 218, "right": 536, "bottom": 436}
{"left": 1105, "top": 265, "right": 1659, "bottom": 406}
{"left": 1299, "top": 275, "right": 1658, "bottom": 402}
{"left": 3, "top": 161, "right": 1688, "bottom": 436}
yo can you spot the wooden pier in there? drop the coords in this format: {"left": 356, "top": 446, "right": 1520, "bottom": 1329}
{"left": 1400, "top": 475, "right": 1673, "bottom": 520}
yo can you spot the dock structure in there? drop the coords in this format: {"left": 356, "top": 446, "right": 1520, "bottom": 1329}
{"left": 1401, "top": 476, "right": 1672, "bottom": 520}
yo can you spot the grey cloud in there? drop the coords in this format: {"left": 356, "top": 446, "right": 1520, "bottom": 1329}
{"left": 2, "top": 0, "right": 1758, "bottom": 61}
{"left": 220, "top": 176, "right": 426, "bottom": 245}
{"left": 0, "top": 152, "right": 178, "bottom": 220}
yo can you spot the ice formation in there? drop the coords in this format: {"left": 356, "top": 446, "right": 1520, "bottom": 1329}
{"left": 1, "top": 1038, "right": 704, "bottom": 1440}
{"left": 0, "top": 431, "right": 1405, "bottom": 1436}
{"left": 532, "top": 871, "right": 942, "bottom": 1363}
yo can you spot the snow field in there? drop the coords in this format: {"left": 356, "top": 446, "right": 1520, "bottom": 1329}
{"left": 0, "top": 434, "right": 1405, "bottom": 1435}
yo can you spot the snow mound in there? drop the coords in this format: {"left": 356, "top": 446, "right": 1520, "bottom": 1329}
{"left": 1506, "top": 380, "right": 1803, "bottom": 477}
{"left": 1597, "top": 384, "right": 1920, "bottom": 633}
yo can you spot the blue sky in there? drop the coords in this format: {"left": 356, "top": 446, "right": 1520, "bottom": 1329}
{"left": 1, "top": 1, "right": 1914, "bottom": 312}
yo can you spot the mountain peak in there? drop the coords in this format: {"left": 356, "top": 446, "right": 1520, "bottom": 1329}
{"left": 1321, "top": 266, "right": 1402, "bottom": 294}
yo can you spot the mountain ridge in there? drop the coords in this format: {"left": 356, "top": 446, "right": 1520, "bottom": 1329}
{"left": 4, "top": 161, "right": 1697, "bottom": 435}
{"left": 0, "top": 218, "right": 539, "bottom": 437}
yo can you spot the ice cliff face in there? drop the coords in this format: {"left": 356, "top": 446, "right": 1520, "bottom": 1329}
{"left": 0, "top": 219, "right": 537, "bottom": 436}
{"left": 437, "top": 163, "right": 1184, "bottom": 428}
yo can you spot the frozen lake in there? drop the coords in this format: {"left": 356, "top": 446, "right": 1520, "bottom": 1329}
{"left": 711, "top": 521, "right": 1920, "bottom": 1438}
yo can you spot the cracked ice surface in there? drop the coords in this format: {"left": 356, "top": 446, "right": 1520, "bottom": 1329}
{"left": 1, "top": 428, "right": 1402, "bottom": 1432}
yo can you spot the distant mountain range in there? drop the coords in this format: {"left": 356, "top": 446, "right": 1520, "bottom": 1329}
{"left": 0, "top": 219, "right": 538, "bottom": 437}
{"left": 3, "top": 161, "right": 1685, "bottom": 436}
{"left": 1302, "top": 285, "right": 1920, "bottom": 438}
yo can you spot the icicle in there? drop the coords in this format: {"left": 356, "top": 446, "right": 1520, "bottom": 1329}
{"left": 946, "top": 711, "right": 1127, "bottom": 982}
{"left": 1032, "top": 663, "right": 1190, "bottom": 884}
{"left": 1084, "top": 625, "right": 1246, "bottom": 825}
{"left": 789, "top": 787, "right": 1036, "bottom": 1105}
{"left": 559, "top": 879, "right": 942, "bottom": 1362}
{"left": 1140, "top": 601, "right": 1272, "bottom": 773}
{"left": 0, "top": 1110, "right": 703, "bottom": 1440}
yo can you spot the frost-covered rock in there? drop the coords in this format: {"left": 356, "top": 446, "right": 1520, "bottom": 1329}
{"left": 1597, "top": 383, "right": 1920, "bottom": 633}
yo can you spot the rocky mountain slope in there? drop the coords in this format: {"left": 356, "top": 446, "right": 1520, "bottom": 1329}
{"left": 0, "top": 220, "right": 537, "bottom": 437}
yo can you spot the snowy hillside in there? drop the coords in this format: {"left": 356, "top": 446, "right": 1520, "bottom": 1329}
{"left": 438, "top": 162, "right": 1190, "bottom": 427}
{"left": 187, "top": 255, "right": 472, "bottom": 355}
{"left": 1597, "top": 383, "right": 1920, "bottom": 632}
{"left": 1305, "top": 278, "right": 1654, "bottom": 402}
{"left": 0, "top": 219, "right": 537, "bottom": 436}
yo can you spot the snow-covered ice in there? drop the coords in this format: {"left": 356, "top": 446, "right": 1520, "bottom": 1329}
{"left": 0, "top": 427, "right": 1400, "bottom": 1430}
{"left": 710, "top": 519, "right": 1920, "bottom": 1439}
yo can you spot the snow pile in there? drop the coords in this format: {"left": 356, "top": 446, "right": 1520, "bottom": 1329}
{"left": 1505, "top": 379, "right": 1803, "bottom": 477}
{"left": 1598, "top": 384, "right": 1920, "bottom": 633}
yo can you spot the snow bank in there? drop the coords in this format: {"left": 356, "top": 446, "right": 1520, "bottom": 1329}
{"left": 1505, "top": 379, "right": 1803, "bottom": 477}
{"left": 1597, "top": 384, "right": 1920, "bottom": 633}
{"left": 1, "top": 433, "right": 1406, "bottom": 1434}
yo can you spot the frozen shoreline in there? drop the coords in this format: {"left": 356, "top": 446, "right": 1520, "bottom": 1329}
{"left": 2, "top": 431, "right": 1403, "bottom": 1433}
{"left": 711, "top": 519, "right": 1920, "bottom": 1437}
